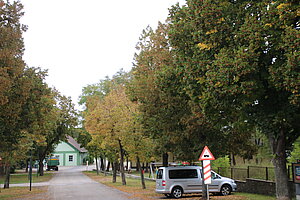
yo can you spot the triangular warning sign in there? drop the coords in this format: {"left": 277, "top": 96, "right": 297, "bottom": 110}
{"left": 199, "top": 146, "right": 215, "bottom": 160}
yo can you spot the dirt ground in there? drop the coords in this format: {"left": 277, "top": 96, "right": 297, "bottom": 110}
{"left": 4, "top": 173, "right": 248, "bottom": 200}
{"left": 87, "top": 175, "right": 248, "bottom": 200}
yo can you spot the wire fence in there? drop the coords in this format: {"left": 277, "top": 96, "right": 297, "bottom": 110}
{"left": 214, "top": 165, "right": 293, "bottom": 181}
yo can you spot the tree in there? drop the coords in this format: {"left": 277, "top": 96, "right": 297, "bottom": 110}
{"left": 0, "top": 1, "right": 27, "bottom": 106}
{"left": 129, "top": 24, "right": 189, "bottom": 165}
{"left": 130, "top": 21, "right": 236, "bottom": 166}
{"left": 86, "top": 136, "right": 103, "bottom": 175}
{"left": 36, "top": 92, "right": 78, "bottom": 176}
{"left": 0, "top": 1, "right": 29, "bottom": 188}
{"left": 79, "top": 76, "right": 111, "bottom": 109}
{"left": 168, "top": 1, "right": 299, "bottom": 199}
{"left": 81, "top": 70, "right": 132, "bottom": 182}
{"left": 85, "top": 86, "right": 129, "bottom": 185}
{"left": 79, "top": 69, "right": 131, "bottom": 109}
{"left": 122, "top": 102, "right": 155, "bottom": 189}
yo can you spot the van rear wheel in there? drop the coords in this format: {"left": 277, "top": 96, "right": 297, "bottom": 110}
{"left": 171, "top": 187, "right": 183, "bottom": 199}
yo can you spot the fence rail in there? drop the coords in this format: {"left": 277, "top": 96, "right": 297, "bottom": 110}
{"left": 214, "top": 165, "right": 293, "bottom": 181}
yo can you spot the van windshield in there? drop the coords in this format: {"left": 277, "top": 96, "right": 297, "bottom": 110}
{"left": 169, "top": 169, "right": 198, "bottom": 179}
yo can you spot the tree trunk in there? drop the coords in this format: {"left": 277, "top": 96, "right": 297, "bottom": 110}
{"left": 162, "top": 152, "right": 168, "bottom": 167}
{"left": 38, "top": 160, "right": 44, "bottom": 176}
{"left": 145, "top": 162, "right": 149, "bottom": 173}
{"left": 95, "top": 157, "right": 99, "bottom": 175}
{"left": 136, "top": 155, "right": 146, "bottom": 189}
{"left": 269, "top": 129, "right": 290, "bottom": 200}
{"left": 0, "top": 164, "right": 4, "bottom": 176}
{"left": 118, "top": 139, "right": 126, "bottom": 185}
{"left": 104, "top": 159, "right": 108, "bottom": 176}
{"left": 25, "top": 159, "right": 29, "bottom": 173}
{"left": 100, "top": 157, "right": 104, "bottom": 171}
{"left": 112, "top": 161, "right": 117, "bottom": 183}
{"left": 126, "top": 156, "right": 129, "bottom": 171}
{"left": 231, "top": 153, "right": 236, "bottom": 166}
{"left": 106, "top": 161, "right": 110, "bottom": 172}
{"left": 4, "top": 164, "right": 10, "bottom": 189}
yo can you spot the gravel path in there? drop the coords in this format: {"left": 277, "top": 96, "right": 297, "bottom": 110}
{"left": 11, "top": 165, "right": 131, "bottom": 200}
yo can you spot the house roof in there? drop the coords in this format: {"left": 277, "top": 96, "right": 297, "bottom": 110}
{"left": 67, "top": 136, "right": 88, "bottom": 153}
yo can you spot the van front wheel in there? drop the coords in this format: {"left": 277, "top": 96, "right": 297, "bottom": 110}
{"left": 220, "top": 184, "right": 232, "bottom": 196}
{"left": 171, "top": 187, "right": 183, "bottom": 199}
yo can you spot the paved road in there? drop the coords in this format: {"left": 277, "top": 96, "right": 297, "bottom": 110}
{"left": 47, "top": 166, "right": 131, "bottom": 200}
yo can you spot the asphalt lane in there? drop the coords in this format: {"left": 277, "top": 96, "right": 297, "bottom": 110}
{"left": 48, "top": 166, "right": 131, "bottom": 200}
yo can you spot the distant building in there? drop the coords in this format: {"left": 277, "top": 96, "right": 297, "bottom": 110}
{"left": 52, "top": 136, "right": 88, "bottom": 166}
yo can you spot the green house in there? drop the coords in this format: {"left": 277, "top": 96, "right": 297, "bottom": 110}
{"left": 52, "top": 136, "right": 88, "bottom": 166}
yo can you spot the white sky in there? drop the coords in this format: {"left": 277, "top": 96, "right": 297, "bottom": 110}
{"left": 21, "top": 0, "right": 185, "bottom": 108}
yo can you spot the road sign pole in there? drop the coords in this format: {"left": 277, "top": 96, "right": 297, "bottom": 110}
{"left": 201, "top": 160, "right": 208, "bottom": 200}
{"left": 206, "top": 184, "right": 209, "bottom": 200}
{"left": 203, "top": 160, "right": 212, "bottom": 184}
{"left": 203, "top": 160, "right": 211, "bottom": 200}
{"left": 199, "top": 146, "right": 215, "bottom": 200}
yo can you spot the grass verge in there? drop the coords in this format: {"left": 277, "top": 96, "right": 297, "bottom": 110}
{"left": 0, "top": 186, "right": 48, "bottom": 200}
{"left": 84, "top": 171, "right": 276, "bottom": 200}
{"left": 236, "top": 193, "right": 276, "bottom": 200}
{"left": 0, "top": 172, "right": 54, "bottom": 184}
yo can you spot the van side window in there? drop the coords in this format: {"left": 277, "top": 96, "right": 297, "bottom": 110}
{"left": 169, "top": 169, "right": 198, "bottom": 179}
{"left": 212, "top": 172, "right": 221, "bottom": 179}
{"left": 157, "top": 169, "right": 163, "bottom": 179}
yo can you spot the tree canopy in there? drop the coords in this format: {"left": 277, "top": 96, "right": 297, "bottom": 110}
{"left": 2, "top": 0, "right": 299, "bottom": 199}
{"left": 167, "top": 1, "right": 299, "bottom": 199}
{"left": 0, "top": 1, "right": 79, "bottom": 186}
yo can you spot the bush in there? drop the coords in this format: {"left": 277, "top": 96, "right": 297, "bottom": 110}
{"left": 212, "top": 155, "right": 230, "bottom": 168}
{"left": 212, "top": 156, "right": 230, "bottom": 177}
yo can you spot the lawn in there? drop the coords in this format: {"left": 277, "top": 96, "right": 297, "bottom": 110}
{"left": 0, "top": 172, "right": 53, "bottom": 200}
{"left": 0, "top": 186, "right": 48, "bottom": 200}
{"left": 84, "top": 171, "right": 276, "bottom": 200}
{"left": 0, "top": 172, "right": 54, "bottom": 184}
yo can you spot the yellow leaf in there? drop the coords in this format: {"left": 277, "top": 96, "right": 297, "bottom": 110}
{"left": 217, "top": 18, "right": 225, "bottom": 23}
{"left": 265, "top": 23, "right": 273, "bottom": 27}
{"left": 215, "top": 81, "right": 222, "bottom": 87}
{"left": 277, "top": 3, "right": 290, "bottom": 10}
{"left": 197, "top": 43, "right": 211, "bottom": 50}
{"left": 206, "top": 29, "right": 218, "bottom": 35}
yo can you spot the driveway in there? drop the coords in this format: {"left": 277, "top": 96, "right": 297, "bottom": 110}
{"left": 47, "top": 166, "right": 131, "bottom": 200}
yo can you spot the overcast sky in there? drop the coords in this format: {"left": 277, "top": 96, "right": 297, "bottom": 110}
{"left": 20, "top": 0, "right": 185, "bottom": 109}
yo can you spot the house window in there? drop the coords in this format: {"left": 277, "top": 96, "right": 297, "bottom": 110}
{"left": 69, "top": 155, "right": 73, "bottom": 162}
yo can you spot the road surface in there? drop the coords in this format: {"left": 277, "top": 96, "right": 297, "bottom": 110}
{"left": 47, "top": 166, "right": 131, "bottom": 200}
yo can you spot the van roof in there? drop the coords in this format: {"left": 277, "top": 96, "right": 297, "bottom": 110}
{"left": 159, "top": 166, "right": 201, "bottom": 169}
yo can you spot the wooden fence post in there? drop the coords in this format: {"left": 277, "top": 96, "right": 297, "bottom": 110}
{"left": 247, "top": 166, "right": 250, "bottom": 178}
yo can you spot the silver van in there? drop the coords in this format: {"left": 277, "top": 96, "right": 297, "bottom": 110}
{"left": 155, "top": 166, "right": 237, "bottom": 198}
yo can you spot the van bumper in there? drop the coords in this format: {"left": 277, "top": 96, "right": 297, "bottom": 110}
{"left": 232, "top": 183, "right": 237, "bottom": 191}
{"left": 155, "top": 188, "right": 170, "bottom": 194}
